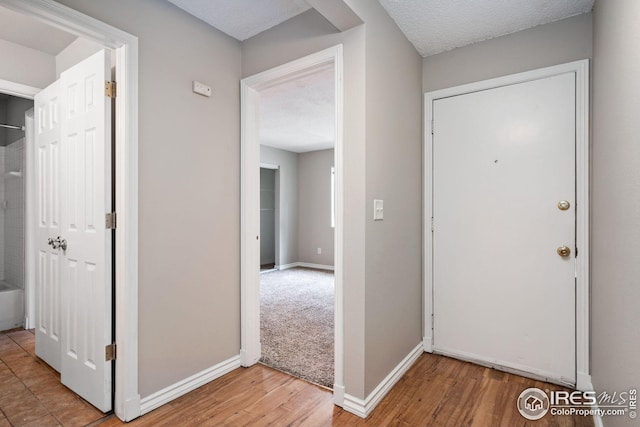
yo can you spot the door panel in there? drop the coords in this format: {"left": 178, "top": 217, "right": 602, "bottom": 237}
{"left": 432, "top": 73, "right": 576, "bottom": 385}
{"left": 35, "top": 81, "right": 62, "bottom": 372}
{"left": 59, "top": 49, "right": 112, "bottom": 412}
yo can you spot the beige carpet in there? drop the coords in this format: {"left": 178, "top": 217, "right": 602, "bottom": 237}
{"left": 260, "top": 267, "right": 334, "bottom": 388}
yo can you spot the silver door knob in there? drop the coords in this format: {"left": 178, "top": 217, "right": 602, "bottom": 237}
{"left": 49, "top": 236, "right": 67, "bottom": 251}
{"left": 557, "top": 246, "right": 571, "bottom": 257}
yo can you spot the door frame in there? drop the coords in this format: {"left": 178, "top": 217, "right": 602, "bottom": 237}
{"left": 240, "top": 45, "right": 345, "bottom": 398}
{"left": 0, "top": 0, "right": 141, "bottom": 420}
{"left": 423, "top": 60, "right": 590, "bottom": 390}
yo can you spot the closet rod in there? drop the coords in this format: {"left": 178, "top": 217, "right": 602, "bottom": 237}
{"left": 0, "top": 123, "right": 24, "bottom": 131}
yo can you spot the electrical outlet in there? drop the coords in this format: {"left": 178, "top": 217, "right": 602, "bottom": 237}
{"left": 317, "top": 248, "right": 322, "bottom": 254}
{"left": 192, "top": 80, "right": 212, "bottom": 97}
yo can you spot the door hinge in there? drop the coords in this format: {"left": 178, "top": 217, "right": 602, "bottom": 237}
{"left": 105, "top": 343, "right": 116, "bottom": 361}
{"left": 106, "top": 212, "right": 117, "bottom": 229}
{"left": 431, "top": 119, "right": 434, "bottom": 135}
{"left": 105, "top": 81, "right": 117, "bottom": 99}
{"left": 431, "top": 217, "right": 434, "bottom": 232}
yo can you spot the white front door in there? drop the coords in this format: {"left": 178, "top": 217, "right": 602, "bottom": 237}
{"left": 34, "top": 49, "right": 113, "bottom": 412}
{"left": 432, "top": 72, "right": 576, "bottom": 386}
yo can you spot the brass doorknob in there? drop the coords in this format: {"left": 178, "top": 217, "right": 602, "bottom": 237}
{"left": 557, "top": 246, "right": 571, "bottom": 257}
{"left": 558, "top": 200, "right": 570, "bottom": 211}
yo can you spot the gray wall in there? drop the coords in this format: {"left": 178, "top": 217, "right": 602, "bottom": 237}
{"left": 259, "top": 168, "right": 276, "bottom": 265}
{"left": 260, "top": 146, "right": 335, "bottom": 267}
{"left": 359, "top": 0, "right": 423, "bottom": 396}
{"left": 298, "top": 148, "right": 335, "bottom": 266}
{"left": 591, "top": 1, "right": 640, "bottom": 426}
{"left": 55, "top": 37, "right": 104, "bottom": 78}
{"left": 0, "top": 38, "right": 56, "bottom": 89}
{"left": 260, "top": 145, "right": 299, "bottom": 267}
{"left": 57, "top": 0, "right": 242, "bottom": 398}
{"left": 423, "top": 13, "right": 593, "bottom": 92}
{"left": 243, "top": 8, "right": 368, "bottom": 397}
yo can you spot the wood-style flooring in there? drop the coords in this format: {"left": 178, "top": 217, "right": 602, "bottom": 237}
{"left": 0, "top": 328, "right": 109, "bottom": 427}
{"left": 0, "top": 327, "right": 594, "bottom": 426}
{"left": 97, "top": 353, "right": 594, "bottom": 427}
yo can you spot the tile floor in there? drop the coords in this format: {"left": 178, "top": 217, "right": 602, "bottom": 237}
{"left": 0, "top": 328, "right": 109, "bottom": 427}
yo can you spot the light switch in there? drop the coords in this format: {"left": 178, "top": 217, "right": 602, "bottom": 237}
{"left": 373, "top": 199, "right": 383, "bottom": 221}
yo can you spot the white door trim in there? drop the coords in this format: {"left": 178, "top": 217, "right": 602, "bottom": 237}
{"left": 24, "top": 108, "right": 35, "bottom": 330}
{"left": 240, "top": 45, "right": 345, "bottom": 399}
{"left": 0, "top": 0, "right": 141, "bottom": 419}
{"left": 423, "top": 60, "right": 590, "bottom": 390}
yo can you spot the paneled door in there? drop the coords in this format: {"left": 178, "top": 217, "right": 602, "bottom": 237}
{"left": 34, "top": 49, "right": 113, "bottom": 412}
{"left": 432, "top": 72, "right": 576, "bottom": 386}
{"left": 35, "top": 80, "right": 62, "bottom": 373}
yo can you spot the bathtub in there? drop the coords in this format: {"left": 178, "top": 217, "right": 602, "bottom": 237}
{"left": 0, "top": 281, "right": 23, "bottom": 331}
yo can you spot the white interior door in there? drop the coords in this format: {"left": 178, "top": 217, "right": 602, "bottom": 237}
{"left": 35, "top": 80, "right": 62, "bottom": 373}
{"left": 34, "top": 49, "right": 113, "bottom": 412}
{"left": 432, "top": 73, "right": 576, "bottom": 386}
{"left": 58, "top": 49, "right": 113, "bottom": 412}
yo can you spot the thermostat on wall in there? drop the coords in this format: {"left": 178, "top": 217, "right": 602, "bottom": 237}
{"left": 193, "top": 80, "right": 212, "bottom": 97}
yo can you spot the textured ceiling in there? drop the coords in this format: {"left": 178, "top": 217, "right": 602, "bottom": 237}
{"left": 167, "top": 0, "right": 311, "bottom": 41}
{"left": 260, "top": 67, "right": 335, "bottom": 153}
{"left": 378, "top": 0, "right": 594, "bottom": 57}
{"left": 0, "top": 6, "right": 77, "bottom": 55}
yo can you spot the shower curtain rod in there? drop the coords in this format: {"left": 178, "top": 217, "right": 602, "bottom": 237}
{"left": 0, "top": 123, "right": 24, "bottom": 131}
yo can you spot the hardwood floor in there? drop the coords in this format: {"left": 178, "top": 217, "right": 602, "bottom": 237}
{"left": 97, "top": 354, "right": 594, "bottom": 427}
{"left": 0, "top": 328, "right": 594, "bottom": 426}
{"left": 0, "top": 328, "right": 109, "bottom": 427}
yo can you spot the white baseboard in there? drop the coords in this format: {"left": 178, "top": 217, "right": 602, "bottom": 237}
{"left": 240, "top": 346, "right": 261, "bottom": 367}
{"left": 423, "top": 336, "right": 433, "bottom": 353}
{"left": 333, "top": 384, "right": 345, "bottom": 407}
{"left": 592, "top": 406, "right": 604, "bottom": 427}
{"left": 297, "top": 262, "right": 335, "bottom": 271}
{"left": 277, "top": 262, "right": 335, "bottom": 271}
{"left": 342, "top": 343, "right": 423, "bottom": 418}
{"left": 586, "top": 376, "right": 604, "bottom": 427}
{"left": 140, "top": 355, "right": 241, "bottom": 415}
{"left": 122, "top": 395, "right": 141, "bottom": 421}
{"left": 276, "top": 262, "right": 298, "bottom": 270}
{"left": 576, "top": 371, "right": 593, "bottom": 391}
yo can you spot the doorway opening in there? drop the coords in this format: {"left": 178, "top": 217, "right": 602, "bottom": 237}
{"left": 0, "top": 93, "right": 30, "bottom": 333}
{"left": 241, "top": 45, "right": 344, "bottom": 398}
{"left": 0, "top": 0, "right": 140, "bottom": 421}
{"left": 0, "top": 4, "right": 114, "bottom": 416}
{"left": 257, "top": 66, "right": 337, "bottom": 386}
